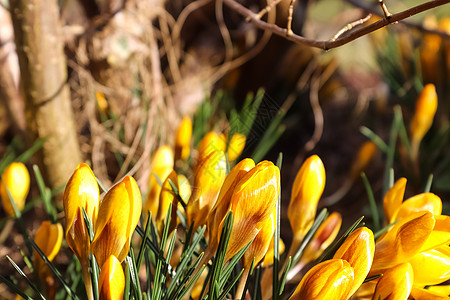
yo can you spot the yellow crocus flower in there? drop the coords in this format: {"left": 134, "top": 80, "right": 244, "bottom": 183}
{"left": 63, "top": 163, "right": 99, "bottom": 300}
{"left": 262, "top": 235, "right": 285, "bottom": 267}
{"left": 290, "top": 259, "right": 354, "bottom": 300}
{"left": 92, "top": 175, "right": 142, "bottom": 267}
{"left": 156, "top": 170, "right": 179, "bottom": 233}
{"left": 288, "top": 155, "right": 325, "bottom": 250}
{"left": 410, "top": 84, "right": 438, "bottom": 161}
{"left": 0, "top": 162, "right": 30, "bottom": 217}
{"left": 410, "top": 245, "right": 450, "bottom": 286}
{"left": 333, "top": 227, "right": 375, "bottom": 297}
{"left": 227, "top": 133, "right": 246, "bottom": 162}
{"left": 175, "top": 116, "right": 192, "bottom": 161}
{"left": 393, "top": 193, "right": 442, "bottom": 221}
{"left": 186, "top": 150, "right": 226, "bottom": 230}
{"left": 225, "top": 160, "right": 279, "bottom": 261}
{"left": 177, "top": 174, "right": 191, "bottom": 205}
{"left": 197, "top": 132, "right": 226, "bottom": 163}
{"left": 372, "top": 263, "right": 414, "bottom": 300}
{"left": 383, "top": 177, "right": 407, "bottom": 224}
{"left": 98, "top": 255, "right": 125, "bottom": 300}
{"left": 144, "top": 146, "right": 174, "bottom": 218}
{"left": 350, "top": 141, "right": 377, "bottom": 181}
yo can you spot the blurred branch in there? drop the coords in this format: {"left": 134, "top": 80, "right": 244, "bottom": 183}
{"left": 222, "top": 0, "right": 450, "bottom": 50}
{"left": 345, "top": 0, "right": 450, "bottom": 39}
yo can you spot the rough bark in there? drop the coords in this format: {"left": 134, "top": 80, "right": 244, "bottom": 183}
{"left": 10, "top": 0, "right": 82, "bottom": 189}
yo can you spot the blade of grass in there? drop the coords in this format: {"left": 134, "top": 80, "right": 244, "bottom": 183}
{"left": 273, "top": 152, "right": 282, "bottom": 300}
{"left": 360, "top": 126, "right": 389, "bottom": 153}
{"left": 6, "top": 255, "right": 46, "bottom": 300}
{"left": 424, "top": 174, "right": 433, "bottom": 193}
{"left": 0, "top": 275, "right": 33, "bottom": 300}
{"left": 361, "top": 172, "right": 380, "bottom": 232}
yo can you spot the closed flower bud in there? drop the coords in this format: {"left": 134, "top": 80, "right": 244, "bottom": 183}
{"left": 410, "top": 84, "right": 438, "bottom": 160}
{"left": 383, "top": 177, "right": 407, "bottom": 224}
{"left": 371, "top": 211, "right": 435, "bottom": 273}
{"left": 197, "top": 132, "right": 226, "bottom": 163}
{"left": 175, "top": 116, "right": 192, "bottom": 161}
{"left": 0, "top": 162, "right": 30, "bottom": 217}
{"left": 288, "top": 155, "right": 325, "bottom": 247}
{"left": 98, "top": 255, "right": 125, "bottom": 300}
{"left": 225, "top": 161, "right": 279, "bottom": 261}
{"left": 227, "top": 133, "right": 246, "bottom": 162}
{"left": 92, "top": 175, "right": 142, "bottom": 267}
{"left": 63, "top": 163, "right": 99, "bottom": 261}
{"left": 333, "top": 227, "right": 375, "bottom": 297}
{"left": 186, "top": 150, "right": 226, "bottom": 230}
{"left": 290, "top": 259, "right": 354, "bottom": 300}
{"left": 372, "top": 263, "right": 414, "bottom": 300}
{"left": 156, "top": 170, "right": 179, "bottom": 233}
{"left": 144, "top": 146, "right": 174, "bottom": 218}
{"left": 350, "top": 141, "right": 377, "bottom": 180}
{"left": 34, "top": 221, "right": 63, "bottom": 282}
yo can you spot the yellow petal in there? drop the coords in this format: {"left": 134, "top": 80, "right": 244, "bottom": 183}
{"left": 144, "top": 146, "right": 174, "bottom": 217}
{"left": 290, "top": 259, "right": 354, "bottom": 300}
{"left": 371, "top": 211, "right": 435, "bottom": 273}
{"left": 0, "top": 162, "right": 30, "bottom": 217}
{"left": 410, "top": 84, "right": 438, "bottom": 145}
{"left": 420, "top": 215, "right": 450, "bottom": 253}
{"left": 99, "top": 255, "right": 125, "bottom": 300}
{"left": 428, "top": 285, "right": 450, "bottom": 297}
{"left": 411, "top": 287, "right": 450, "bottom": 300}
{"left": 262, "top": 236, "right": 285, "bottom": 267}
{"left": 393, "top": 193, "right": 442, "bottom": 221}
{"left": 372, "top": 263, "right": 414, "bottom": 300}
{"left": 410, "top": 246, "right": 450, "bottom": 286}
{"left": 177, "top": 174, "right": 191, "bottom": 205}
{"left": 333, "top": 227, "right": 375, "bottom": 297}
{"left": 227, "top": 133, "right": 246, "bottom": 162}
{"left": 34, "top": 221, "right": 63, "bottom": 262}
{"left": 197, "top": 132, "right": 226, "bottom": 163}
{"left": 350, "top": 141, "right": 377, "bottom": 180}
{"left": 156, "top": 170, "right": 179, "bottom": 233}
{"left": 175, "top": 116, "right": 192, "bottom": 161}
{"left": 92, "top": 175, "right": 142, "bottom": 267}
{"left": 383, "top": 177, "right": 406, "bottom": 224}
{"left": 226, "top": 161, "right": 279, "bottom": 260}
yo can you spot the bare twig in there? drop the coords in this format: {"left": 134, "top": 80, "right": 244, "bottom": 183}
{"left": 378, "top": 0, "right": 392, "bottom": 19}
{"left": 287, "top": 0, "right": 297, "bottom": 35}
{"left": 222, "top": 0, "right": 450, "bottom": 50}
{"left": 332, "top": 14, "right": 372, "bottom": 41}
{"left": 252, "top": 0, "right": 283, "bottom": 21}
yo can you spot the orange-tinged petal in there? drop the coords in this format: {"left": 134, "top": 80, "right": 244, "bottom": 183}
{"left": 99, "top": 255, "right": 125, "bottom": 300}
{"left": 372, "top": 263, "right": 413, "bottom": 300}
{"left": 226, "top": 161, "right": 279, "bottom": 260}
{"left": 0, "top": 162, "right": 30, "bottom": 216}
{"left": 393, "top": 193, "right": 442, "bottom": 221}
{"left": 156, "top": 170, "right": 179, "bottom": 233}
{"left": 227, "top": 133, "right": 246, "bottom": 162}
{"left": 262, "top": 236, "right": 285, "bottom": 267}
{"left": 34, "top": 221, "right": 63, "bottom": 262}
{"left": 410, "top": 84, "right": 438, "bottom": 145}
{"left": 411, "top": 287, "right": 450, "bottom": 300}
{"left": 383, "top": 177, "right": 406, "bottom": 224}
{"left": 177, "top": 174, "right": 191, "bottom": 205}
{"left": 410, "top": 246, "right": 450, "bottom": 286}
{"left": 175, "top": 116, "right": 192, "bottom": 161}
{"left": 333, "top": 227, "right": 375, "bottom": 297}
{"left": 419, "top": 215, "right": 450, "bottom": 253}
{"left": 290, "top": 259, "right": 354, "bottom": 300}
{"left": 92, "top": 175, "right": 142, "bottom": 267}
{"left": 371, "top": 211, "right": 435, "bottom": 273}
{"left": 350, "top": 141, "right": 377, "bottom": 180}
{"left": 288, "top": 155, "right": 326, "bottom": 239}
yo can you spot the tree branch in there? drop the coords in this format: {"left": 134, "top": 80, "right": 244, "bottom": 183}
{"left": 222, "top": 0, "right": 450, "bottom": 50}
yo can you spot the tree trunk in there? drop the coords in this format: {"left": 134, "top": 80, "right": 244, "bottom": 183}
{"left": 10, "top": 0, "right": 82, "bottom": 189}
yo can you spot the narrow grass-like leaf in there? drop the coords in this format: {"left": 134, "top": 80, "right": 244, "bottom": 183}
{"left": 16, "top": 138, "right": 45, "bottom": 163}
{"left": 318, "top": 216, "right": 364, "bottom": 262}
{"left": 383, "top": 107, "right": 402, "bottom": 195}
{"left": 374, "top": 221, "right": 397, "bottom": 240}
{"left": 239, "top": 259, "right": 255, "bottom": 300}
{"left": 218, "top": 268, "right": 244, "bottom": 300}
{"left": 89, "top": 253, "right": 99, "bottom": 300}
{"left": 278, "top": 256, "right": 291, "bottom": 296}
{"left": 32, "top": 165, "right": 57, "bottom": 223}
{"left": 424, "top": 174, "right": 433, "bottom": 193}
{"left": 253, "top": 266, "right": 262, "bottom": 300}
{"left": 361, "top": 172, "right": 380, "bottom": 232}
{"left": 137, "top": 214, "right": 152, "bottom": 269}
{"left": 168, "top": 178, "right": 186, "bottom": 208}
{"left": 0, "top": 275, "right": 33, "bottom": 300}
{"left": 6, "top": 255, "right": 46, "bottom": 300}
{"left": 175, "top": 265, "right": 206, "bottom": 300}
{"left": 127, "top": 249, "right": 143, "bottom": 300}
{"left": 219, "top": 241, "right": 253, "bottom": 288}
{"left": 273, "top": 152, "right": 282, "bottom": 300}
{"left": 95, "top": 177, "right": 108, "bottom": 194}
{"left": 364, "top": 274, "right": 383, "bottom": 283}
{"left": 360, "top": 126, "right": 389, "bottom": 153}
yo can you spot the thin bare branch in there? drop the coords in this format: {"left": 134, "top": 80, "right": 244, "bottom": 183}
{"left": 378, "top": 0, "right": 392, "bottom": 19}
{"left": 222, "top": 0, "right": 450, "bottom": 50}
{"left": 252, "top": 0, "right": 283, "bottom": 21}
{"left": 332, "top": 14, "right": 372, "bottom": 41}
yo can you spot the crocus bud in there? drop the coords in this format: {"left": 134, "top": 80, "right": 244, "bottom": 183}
{"left": 186, "top": 150, "right": 226, "bottom": 230}
{"left": 177, "top": 174, "right": 191, "bottom": 205}
{"left": 225, "top": 161, "right": 279, "bottom": 261}
{"left": 0, "top": 162, "right": 30, "bottom": 217}
{"left": 144, "top": 146, "right": 174, "bottom": 217}
{"left": 410, "top": 84, "right": 438, "bottom": 159}
{"left": 175, "top": 116, "right": 192, "bottom": 161}
{"left": 63, "top": 163, "right": 99, "bottom": 261}
{"left": 156, "top": 170, "right": 179, "bottom": 233}
{"left": 410, "top": 245, "right": 450, "bottom": 286}
{"left": 227, "top": 133, "right": 246, "bottom": 162}
{"left": 288, "top": 155, "right": 325, "bottom": 243}
{"left": 92, "top": 175, "right": 142, "bottom": 267}
{"left": 98, "top": 255, "right": 125, "bottom": 300}
{"left": 371, "top": 211, "right": 435, "bottom": 273}
{"left": 383, "top": 177, "right": 406, "bottom": 224}
{"left": 350, "top": 141, "right": 377, "bottom": 181}
{"left": 197, "top": 132, "right": 226, "bottom": 163}
{"left": 242, "top": 212, "right": 275, "bottom": 269}
{"left": 34, "top": 221, "right": 63, "bottom": 283}
{"left": 372, "top": 263, "right": 414, "bottom": 300}
{"left": 333, "top": 227, "right": 375, "bottom": 297}
{"left": 290, "top": 259, "right": 354, "bottom": 300}
{"left": 208, "top": 158, "right": 255, "bottom": 245}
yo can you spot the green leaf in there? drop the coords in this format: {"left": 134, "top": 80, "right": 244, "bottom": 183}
{"left": 361, "top": 172, "right": 380, "bottom": 232}
{"left": 273, "top": 153, "right": 282, "bottom": 300}
{"left": 6, "top": 255, "right": 46, "bottom": 300}
{"left": 0, "top": 275, "right": 33, "bottom": 300}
